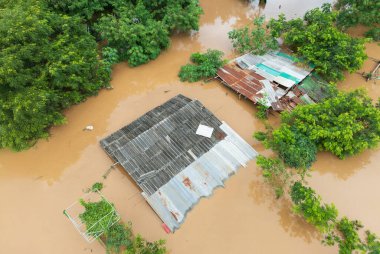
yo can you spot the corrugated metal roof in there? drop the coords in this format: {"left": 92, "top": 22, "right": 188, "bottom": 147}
{"left": 100, "top": 95, "right": 258, "bottom": 231}
{"left": 143, "top": 122, "right": 258, "bottom": 231}
{"left": 216, "top": 51, "right": 316, "bottom": 111}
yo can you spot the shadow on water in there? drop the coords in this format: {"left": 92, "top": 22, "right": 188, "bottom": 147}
{"left": 249, "top": 170, "right": 322, "bottom": 243}
{"left": 312, "top": 149, "right": 375, "bottom": 180}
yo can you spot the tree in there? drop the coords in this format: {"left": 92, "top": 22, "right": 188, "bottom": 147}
{"left": 271, "top": 124, "right": 317, "bottom": 169}
{"left": 178, "top": 49, "right": 226, "bottom": 82}
{"left": 290, "top": 182, "right": 338, "bottom": 232}
{"left": 94, "top": 2, "right": 170, "bottom": 66}
{"left": 0, "top": 0, "right": 107, "bottom": 150}
{"left": 228, "top": 16, "right": 278, "bottom": 55}
{"left": 278, "top": 90, "right": 380, "bottom": 159}
{"left": 268, "top": 4, "right": 367, "bottom": 81}
{"left": 334, "top": 0, "right": 380, "bottom": 30}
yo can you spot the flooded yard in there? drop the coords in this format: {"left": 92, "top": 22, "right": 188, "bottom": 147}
{"left": 0, "top": 0, "right": 378, "bottom": 253}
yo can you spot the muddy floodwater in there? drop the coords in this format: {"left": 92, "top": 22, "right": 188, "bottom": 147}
{"left": 0, "top": 0, "right": 379, "bottom": 253}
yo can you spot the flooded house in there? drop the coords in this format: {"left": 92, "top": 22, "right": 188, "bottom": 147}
{"left": 216, "top": 51, "right": 330, "bottom": 111}
{"left": 100, "top": 95, "right": 258, "bottom": 232}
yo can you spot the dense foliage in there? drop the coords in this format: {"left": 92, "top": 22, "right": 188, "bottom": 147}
{"left": 228, "top": 16, "right": 278, "bottom": 55}
{"left": 0, "top": 0, "right": 202, "bottom": 151}
{"left": 79, "top": 198, "right": 119, "bottom": 236}
{"left": 104, "top": 223, "right": 132, "bottom": 254}
{"left": 272, "top": 125, "right": 317, "bottom": 169}
{"left": 269, "top": 4, "right": 367, "bottom": 81}
{"left": 94, "top": 2, "right": 170, "bottom": 67}
{"left": 178, "top": 49, "right": 226, "bottom": 82}
{"left": 277, "top": 90, "right": 380, "bottom": 159}
{"left": 290, "top": 182, "right": 338, "bottom": 232}
{"left": 91, "top": 182, "right": 104, "bottom": 192}
{"left": 0, "top": 0, "right": 108, "bottom": 150}
{"left": 256, "top": 155, "right": 292, "bottom": 198}
{"left": 334, "top": 0, "right": 380, "bottom": 30}
{"left": 79, "top": 198, "right": 167, "bottom": 254}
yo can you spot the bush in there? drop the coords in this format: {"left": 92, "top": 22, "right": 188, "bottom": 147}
{"left": 255, "top": 105, "right": 269, "bottom": 120}
{"left": 272, "top": 125, "right": 317, "bottom": 169}
{"left": 104, "top": 223, "right": 132, "bottom": 254}
{"left": 256, "top": 155, "right": 292, "bottom": 198}
{"left": 79, "top": 198, "right": 118, "bottom": 236}
{"left": 178, "top": 49, "right": 225, "bottom": 82}
{"left": 126, "top": 235, "right": 166, "bottom": 254}
{"left": 290, "top": 182, "right": 338, "bottom": 232}
{"left": 91, "top": 182, "right": 104, "bottom": 192}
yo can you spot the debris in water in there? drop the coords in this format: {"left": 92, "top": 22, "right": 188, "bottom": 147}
{"left": 83, "top": 125, "right": 94, "bottom": 131}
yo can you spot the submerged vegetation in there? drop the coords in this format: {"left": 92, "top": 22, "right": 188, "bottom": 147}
{"left": 0, "top": 0, "right": 203, "bottom": 151}
{"left": 79, "top": 196, "right": 166, "bottom": 254}
{"left": 178, "top": 49, "right": 226, "bottom": 82}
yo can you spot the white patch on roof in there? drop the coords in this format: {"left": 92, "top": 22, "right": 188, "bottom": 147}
{"left": 196, "top": 124, "right": 214, "bottom": 138}
{"left": 142, "top": 122, "right": 258, "bottom": 232}
{"left": 274, "top": 76, "right": 295, "bottom": 88}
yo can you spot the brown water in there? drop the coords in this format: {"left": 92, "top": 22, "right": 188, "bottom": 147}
{"left": 0, "top": 1, "right": 379, "bottom": 253}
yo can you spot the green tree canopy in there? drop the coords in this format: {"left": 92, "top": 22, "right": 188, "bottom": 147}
{"left": 269, "top": 4, "right": 367, "bottom": 81}
{"left": 178, "top": 49, "right": 225, "bottom": 82}
{"left": 272, "top": 125, "right": 317, "bottom": 169}
{"left": 278, "top": 90, "right": 380, "bottom": 159}
{"left": 0, "top": 1, "right": 107, "bottom": 150}
{"left": 94, "top": 2, "right": 170, "bottom": 66}
{"left": 334, "top": 0, "right": 380, "bottom": 30}
{"left": 291, "top": 182, "right": 338, "bottom": 232}
{"left": 228, "top": 16, "right": 278, "bottom": 55}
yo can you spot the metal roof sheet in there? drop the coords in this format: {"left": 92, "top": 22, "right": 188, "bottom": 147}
{"left": 100, "top": 95, "right": 258, "bottom": 231}
{"left": 143, "top": 122, "right": 258, "bottom": 231}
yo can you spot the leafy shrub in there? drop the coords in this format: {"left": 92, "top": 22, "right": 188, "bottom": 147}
{"left": 335, "top": 218, "right": 364, "bottom": 254}
{"left": 104, "top": 223, "right": 132, "bottom": 254}
{"left": 228, "top": 16, "right": 278, "bottom": 55}
{"left": 178, "top": 49, "right": 225, "bottom": 82}
{"left": 256, "top": 155, "right": 292, "bottom": 198}
{"left": 255, "top": 105, "right": 269, "bottom": 120}
{"left": 79, "top": 198, "right": 118, "bottom": 236}
{"left": 91, "top": 182, "right": 104, "bottom": 192}
{"left": 272, "top": 124, "right": 317, "bottom": 169}
{"left": 290, "top": 182, "right": 338, "bottom": 232}
{"left": 126, "top": 235, "right": 166, "bottom": 254}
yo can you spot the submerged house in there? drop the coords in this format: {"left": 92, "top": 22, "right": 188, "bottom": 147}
{"left": 100, "top": 95, "right": 258, "bottom": 232}
{"left": 216, "top": 51, "right": 328, "bottom": 111}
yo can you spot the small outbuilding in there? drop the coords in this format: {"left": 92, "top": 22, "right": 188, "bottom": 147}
{"left": 100, "top": 95, "right": 257, "bottom": 232}
{"left": 217, "top": 51, "right": 322, "bottom": 111}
